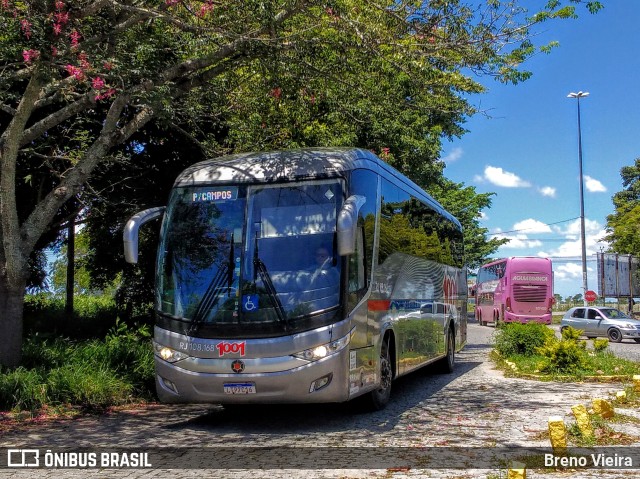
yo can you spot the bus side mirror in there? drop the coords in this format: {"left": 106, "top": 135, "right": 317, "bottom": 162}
{"left": 337, "top": 195, "right": 366, "bottom": 256}
{"left": 123, "top": 207, "right": 165, "bottom": 263}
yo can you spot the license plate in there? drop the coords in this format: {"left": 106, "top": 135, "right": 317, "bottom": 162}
{"left": 223, "top": 383, "right": 256, "bottom": 394}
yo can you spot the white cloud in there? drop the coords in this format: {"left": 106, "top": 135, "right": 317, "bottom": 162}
{"left": 547, "top": 219, "right": 609, "bottom": 257}
{"left": 558, "top": 218, "right": 603, "bottom": 238}
{"left": 513, "top": 218, "right": 552, "bottom": 234}
{"left": 554, "top": 263, "right": 587, "bottom": 281}
{"left": 584, "top": 175, "right": 607, "bottom": 193}
{"left": 482, "top": 166, "right": 531, "bottom": 188}
{"left": 539, "top": 186, "right": 556, "bottom": 198}
{"left": 492, "top": 229, "right": 543, "bottom": 249}
{"left": 442, "top": 147, "right": 463, "bottom": 164}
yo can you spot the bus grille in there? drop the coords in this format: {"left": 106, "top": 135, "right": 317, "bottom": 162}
{"left": 513, "top": 284, "right": 547, "bottom": 303}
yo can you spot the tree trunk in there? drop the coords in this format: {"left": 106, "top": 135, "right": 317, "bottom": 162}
{"left": 0, "top": 274, "right": 26, "bottom": 369}
{"left": 65, "top": 218, "right": 75, "bottom": 318}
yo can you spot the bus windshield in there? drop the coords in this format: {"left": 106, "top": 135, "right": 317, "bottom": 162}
{"left": 156, "top": 180, "right": 343, "bottom": 332}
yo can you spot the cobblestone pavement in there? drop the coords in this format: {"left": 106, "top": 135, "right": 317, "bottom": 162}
{"left": 1, "top": 323, "right": 639, "bottom": 478}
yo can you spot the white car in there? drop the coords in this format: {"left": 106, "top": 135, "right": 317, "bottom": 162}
{"left": 560, "top": 306, "right": 640, "bottom": 343}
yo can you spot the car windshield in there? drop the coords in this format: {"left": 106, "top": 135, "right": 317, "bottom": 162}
{"left": 600, "top": 308, "right": 631, "bottom": 319}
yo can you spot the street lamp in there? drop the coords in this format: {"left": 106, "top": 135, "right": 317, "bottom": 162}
{"left": 567, "top": 91, "right": 589, "bottom": 306}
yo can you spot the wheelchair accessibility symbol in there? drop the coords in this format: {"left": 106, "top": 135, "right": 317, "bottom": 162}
{"left": 242, "top": 294, "right": 259, "bottom": 312}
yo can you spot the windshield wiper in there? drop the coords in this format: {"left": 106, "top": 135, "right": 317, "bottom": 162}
{"left": 253, "top": 233, "right": 288, "bottom": 329}
{"left": 189, "top": 233, "right": 235, "bottom": 335}
{"left": 254, "top": 257, "right": 288, "bottom": 329}
{"left": 188, "top": 262, "right": 230, "bottom": 335}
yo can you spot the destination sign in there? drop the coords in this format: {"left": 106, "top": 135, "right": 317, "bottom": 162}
{"left": 192, "top": 187, "right": 238, "bottom": 203}
{"left": 512, "top": 275, "right": 548, "bottom": 282}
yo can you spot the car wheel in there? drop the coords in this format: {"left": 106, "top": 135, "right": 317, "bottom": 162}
{"left": 634, "top": 339, "right": 640, "bottom": 344}
{"left": 607, "top": 328, "right": 623, "bottom": 343}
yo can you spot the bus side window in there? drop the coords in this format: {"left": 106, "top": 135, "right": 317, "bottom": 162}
{"left": 347, "top": 169, "right": 377, "bottom": 312}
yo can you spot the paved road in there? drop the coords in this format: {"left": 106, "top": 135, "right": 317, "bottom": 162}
{"left": 0, "top": 322, "right": 637, "bottom": 478}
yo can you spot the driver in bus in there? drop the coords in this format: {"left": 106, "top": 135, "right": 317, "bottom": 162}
{"left": 309, "top": 245, "right": 339, "bottom": 287}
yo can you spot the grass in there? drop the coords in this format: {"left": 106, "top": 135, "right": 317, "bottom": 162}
{"left": 567, "top": 413, "right": 640, "bottom": 446}
{"left": 493, "top": 323, "right": 640, "bottom": 381}
{"left": 494, "top": 349, "right": 640, "bottom": 381}
{"left": 0, "top": 319, "right": 155, "bottom": 417}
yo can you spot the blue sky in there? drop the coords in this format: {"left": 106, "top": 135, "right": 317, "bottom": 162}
{"left": 441, "top": 1, "right": 640, "bottom": 299}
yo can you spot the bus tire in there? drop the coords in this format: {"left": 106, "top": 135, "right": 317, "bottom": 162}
{"left": 368, "top": 337, "right": 392, "bottom": 410}
{"left": 436, "top": 327, "right": 455, "bottom": 374}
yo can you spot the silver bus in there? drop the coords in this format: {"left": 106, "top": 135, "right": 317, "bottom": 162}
{"left": 124, "top": 148, "right": 467, "bottom": 409}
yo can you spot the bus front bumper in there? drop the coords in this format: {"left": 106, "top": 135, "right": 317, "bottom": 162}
{"left": 154, "top": 348, "right": 351, "bottom": 404}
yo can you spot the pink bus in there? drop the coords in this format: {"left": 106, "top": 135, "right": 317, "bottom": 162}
{"left": 474, "top": 257, "right": 554, "bottom": 326}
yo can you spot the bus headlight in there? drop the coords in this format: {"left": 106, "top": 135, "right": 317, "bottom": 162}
{"left": 293, "top": 332, "right": 351, "bottom": 362}
{"left": 154, "top": 342, "right": 189, "bottom": 363}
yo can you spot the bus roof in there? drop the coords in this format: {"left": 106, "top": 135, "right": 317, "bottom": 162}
{"left": 479, "top": 257, "right": 553, "bottom": 268}
{"left": 174, "top": 147, "right": 461, "bottom": 229}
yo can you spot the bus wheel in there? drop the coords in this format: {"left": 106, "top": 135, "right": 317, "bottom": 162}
{"left": 436, "top": 327, "right": 455, "bottom": 374}
{"left": 368, "top": 338, "right": 392, "bottom": 410}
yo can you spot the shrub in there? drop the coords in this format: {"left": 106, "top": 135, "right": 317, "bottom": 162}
{"left": 0, "top": 367, "right": 48, "bottom": 411}
{"left": 0, "top": 322, "right": 155, "bottom": 413}
{"left": 23, "top": 293, "right": 122, "bottom": 339}
{"left": 47, "top": 364, "right": 133, "bottom": 411}
{"left": 561, "top": 326, "right": 583, "bottom": 342}
{"left": 536, "top": 337, "right": 587, "bottom": 374}
{"left": 593, "top": 338, "right": 609, "bottom": 353}
{"left": 493, "top": 322, "right": 555, "bottom": 356}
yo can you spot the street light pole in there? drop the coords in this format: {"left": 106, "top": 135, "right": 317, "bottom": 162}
{"left": 567, "top": 91, "right": 589, "bottom": 306}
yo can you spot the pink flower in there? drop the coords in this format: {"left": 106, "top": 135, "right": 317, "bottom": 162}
{"left": 78, "top": 52, "right": 91, "bottom": 70}
{"left": 22, "top": 49, "right": 40, "bottom": 64}
{"left": 95, "top": 88, "right": 116, "bottom": 102}
{"left": 53, "top": 23, "right": 62, "bottom": 36}
{"left": 165, "top": 0, "right": 180, "bottom": 5}
{"left": 269, "top": 87, "right": 282, "bottom": 99}
{"left": 20, "top": 18, "right": 31, "bottom": 38}
{"left": 103, "top": 61, "right": 113, "bottom": 71}
{"left": 55, "top": 0, "right": 65, "bottom": 10}
{"left": 54, "top": 11, "right": 69, "bottom": 25}
{"left": 65, "top": 64, "right": 85, "bottom": 81}
{"left": 198, "top": 1, "right": 214, "bottom": 17}
{"left": 92, "top": 77, "right": 105, "bottom": 90}
{"left": 70, "top": 30, "right": 81, "bottom": 47}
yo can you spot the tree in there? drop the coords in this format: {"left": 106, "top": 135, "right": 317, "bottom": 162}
{"left": 0, "top": 0, "right": 602, "bottom": 367}
{"left": 428, "top": 177, "right": 508, "bottom": 268}
{"left": 605, "top": 158, "right": 640, "bottom": 255}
